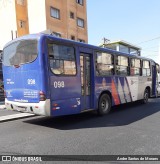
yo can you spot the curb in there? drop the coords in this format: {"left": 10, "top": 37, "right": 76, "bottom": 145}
{"left": 0, "top": 113, "right": 35, "bottom": 122}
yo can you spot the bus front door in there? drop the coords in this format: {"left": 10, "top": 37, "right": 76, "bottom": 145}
{"left": 80, "top": 53, "right": 91, "bottom": 111}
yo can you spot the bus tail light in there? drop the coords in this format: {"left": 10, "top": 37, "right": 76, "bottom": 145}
{"left": 39, "top": 91, "right": 46, "bottom": 101}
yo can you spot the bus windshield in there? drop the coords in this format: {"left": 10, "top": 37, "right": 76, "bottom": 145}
{"left": 3, "top": 39, "right": 38, "bottom": 66}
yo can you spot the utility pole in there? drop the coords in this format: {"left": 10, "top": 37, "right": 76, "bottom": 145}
{"left": 102, "top": 37, "right": 110, "bottom": 47}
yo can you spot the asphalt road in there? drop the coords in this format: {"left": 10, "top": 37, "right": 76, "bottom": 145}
{"left": 0, "top": 98, "right": 160, "bottom": 162}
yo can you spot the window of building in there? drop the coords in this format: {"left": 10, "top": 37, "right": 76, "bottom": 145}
{"left": 77, "top": 39, "right": 85, "bottom": 43}
{"left": 71, "top": 36, "right": 75, "bottom": 40}
{"left": 116, "top": 56, "right": 129, "bottom": 76}
{"left": 18, "top": 20, "right": 26, "bottom": 28}
{"left": 77, "top": 18, "right": 84, "bottom": 28}
{"left": 106, "top": 44, "right": 117, "bottom": 51}
{"left": 53, "top": 32, "right": 61, "bottom": 38}
{"left": 130, "top": 48, "right": 138, "bottom": 55}
{"left": 119, "top": 44, "right": 129, "bottom": 54}
{"left": 96, "top": 52, "right": 114, "bottom": 76}
{"left": 142, "top": 60, "right": 151, "bottom": 76}
{"left": 70, "top": 12, "right": 74, "bottom": 19}
{"left": 130, "top": 58, "right": 141, "bottom": 76}
{"left": 76, "top": 0, "right": 83, "bottom": 5}
{"left": 50, "top": 7, "right": 60, "bottom": 19}
{"left": 48, "top": 43, "right": 76, "bottom": 75}
{"left": 16, "top": 0, "right": 25, "bottom": 5}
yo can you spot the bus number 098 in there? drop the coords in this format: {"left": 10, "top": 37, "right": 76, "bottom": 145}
{"left": 54, "top": 81, "right": 65, "bottom": 88}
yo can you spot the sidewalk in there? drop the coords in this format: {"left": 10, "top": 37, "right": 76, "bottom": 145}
{"left": 0, "top": 102, "right": 36, "bottom": 122}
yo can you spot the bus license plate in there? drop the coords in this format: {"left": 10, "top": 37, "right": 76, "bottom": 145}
{"left": 17, "top": 106, "right": 27, "bottom": 112}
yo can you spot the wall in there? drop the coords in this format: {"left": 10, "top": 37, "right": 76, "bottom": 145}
{"left": 45, "top": 0, "right": 68, "bottom": 38}
{"left": 0, "top": 0, "right": 17, "bottom": 50}
{"left": 45, "top": 0, "right": 88, "bottom": 42}
{"left": 15, "top": 0, "right": 29, "bottom": 37}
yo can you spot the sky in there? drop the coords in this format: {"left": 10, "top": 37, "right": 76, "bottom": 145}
{"left": 87, "top": 0, "right": 160, "bottom": 63}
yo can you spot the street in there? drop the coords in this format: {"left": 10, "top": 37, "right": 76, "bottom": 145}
{"left": 0, "top": 98, "right": 160, "bottom": 161}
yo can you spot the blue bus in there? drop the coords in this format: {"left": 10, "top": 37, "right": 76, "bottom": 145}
{"left": 2, "top": 33, "right": 158, "bottom": 116}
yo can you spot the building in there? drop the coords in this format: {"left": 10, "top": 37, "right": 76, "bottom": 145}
{"left": 100, "top": 40, "right": 141, "bottom": 56}
{"left": 0, "top": 0, "right": 88, "bottom": 50}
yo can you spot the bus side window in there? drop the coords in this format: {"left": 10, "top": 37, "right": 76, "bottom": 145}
{"left": 116, "top": 56, "right": 129, "bottom": 76}
{"left": 96, "top": 51, "right": 114, "bottom": 76}
{"left": 142, "top": 60, "right": 151, "bottom": 76}
{"left": 48, "top": 43, "right": 76, "bottom": 75}
{"left": 130, "top": 58, "right": 141, "bottom": 76}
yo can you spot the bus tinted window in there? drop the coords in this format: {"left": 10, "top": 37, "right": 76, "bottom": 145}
{"left": 48, "top": 43, "right": 76, "bottom": 75}
{"left": 142, "top": 60, "right": 151, "bottom": 76}
{"left": 3, "top": 40, "right": 38, "bottom": 66}
{"left": 130, "top": 58, "right": 141, "bottom": 76}
{"left": 96, "top": 52, "right": 114, "bottom": 76}
{"left": 116, "top": 56, "right": 129, "bottom": 76}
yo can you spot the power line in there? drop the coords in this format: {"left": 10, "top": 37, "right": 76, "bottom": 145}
{"left": 142, "top": 45, "right": 159, "bottom": 50}
{"left": 144, "top": 54, "right": 159, "bottom": 57}
{"left": 136, "top": 36, "right": 160, "bottom": 45}
{"left": 142, "top": 50, "right": 158, "bottom": 53}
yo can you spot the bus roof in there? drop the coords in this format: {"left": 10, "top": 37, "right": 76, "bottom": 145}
{"left": 3, "top": 33, "right": 155, "bottom": 62}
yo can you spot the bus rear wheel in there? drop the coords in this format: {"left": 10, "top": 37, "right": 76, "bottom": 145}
{"left": 98, "top": 94, "right": 111, "bottom": 115}
{"left": 141, "top": 89, "right": 149, "bottom": 104}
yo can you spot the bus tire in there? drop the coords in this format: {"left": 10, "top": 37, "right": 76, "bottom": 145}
{"left": 98, "top": 94, "right": 111, "bottom": 115}
{"left": 141, "top": 89, "right": 149, "bottom": 104}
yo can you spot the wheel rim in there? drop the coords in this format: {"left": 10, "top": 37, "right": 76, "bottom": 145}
{"left": 101, "top": 98, "right": 109, "bottom": 112}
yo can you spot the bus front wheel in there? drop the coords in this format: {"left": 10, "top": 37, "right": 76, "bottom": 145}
{"left": 141, "top": 89, "right": 149, "bottom": 104}
{"left": 98, "top": 94, "right": 111, "bottom": 115}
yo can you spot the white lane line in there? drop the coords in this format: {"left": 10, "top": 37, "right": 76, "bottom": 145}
{"left": 0, "top": 113, "right": 35, "bottom": 122}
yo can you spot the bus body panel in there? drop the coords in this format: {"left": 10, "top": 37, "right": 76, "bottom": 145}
{"left": 3, "top": 36, "right": 50, "bottom": 115}
{"left": 95, "top": 76, "right": 152, "bottom": 107}
{"left": 4, "top": 68, "right": 41, "bottom": 103}
{"left": 49, "top": 76, "right": 82, "bottom": 116}
{"left": 48, "top": 46, "right": 95, "bottom": 117}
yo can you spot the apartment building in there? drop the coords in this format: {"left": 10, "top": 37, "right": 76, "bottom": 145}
{"left": 0, "top": 0, "right": 88, "bottom": 50}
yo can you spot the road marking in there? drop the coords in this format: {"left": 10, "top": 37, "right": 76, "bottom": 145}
{"left": 0, "top": 113, "right": 35, "bottom": 122}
